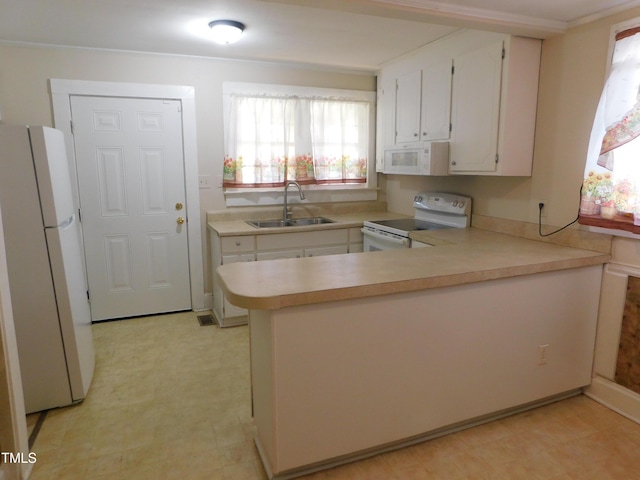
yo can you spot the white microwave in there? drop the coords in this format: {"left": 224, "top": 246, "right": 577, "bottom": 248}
{"left": 383, "top": 142, "right": 449, "bottom": 176}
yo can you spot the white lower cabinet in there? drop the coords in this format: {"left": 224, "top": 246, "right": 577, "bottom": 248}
{"left": 348, "top": 227, "right": 363, "bottom": 253}
{"left": 211, "top": 233, "right": 256, "bottom": 327}
{"left": 221, "top": 253, "right": 255, "bottom": 320}
{"left": 210, "top": 226, "right": 352, "bottom": 327}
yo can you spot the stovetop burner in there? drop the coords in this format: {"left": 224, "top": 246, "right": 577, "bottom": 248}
{"left": 368, "top": 218, "right": 453, "bottom": 233}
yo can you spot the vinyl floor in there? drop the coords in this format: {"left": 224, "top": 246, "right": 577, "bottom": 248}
{"left": 27, "top": 311, "right": 640, "bottom": 479}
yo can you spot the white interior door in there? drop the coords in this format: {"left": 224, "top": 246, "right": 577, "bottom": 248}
{"left": 70, "top": 96, "right": 191, "bottom": 321}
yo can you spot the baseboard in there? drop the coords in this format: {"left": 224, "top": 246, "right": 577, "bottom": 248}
{"left": 585, "top": 376, "right": 640, "bottom": 425}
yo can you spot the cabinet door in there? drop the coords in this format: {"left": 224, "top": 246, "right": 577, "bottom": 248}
{"left": 395, "top": 70, "right": 422, "bottom": 144}
{"left": 221, "top": 253, "right": 254, "bottom": 318}
{"left": 421, "top": 59, "right": 452, "bottom": 141}
{"left": 450, "top": 41, "right": 503, "bottom": 173}
{"left": 256, "top": 249, "right": 304, "bottom": 261}
{"left": 376, "top": 76, "right": 396, "bottom": 171}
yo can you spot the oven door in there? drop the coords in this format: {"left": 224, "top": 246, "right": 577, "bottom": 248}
{"left": 361, "top": 227, "right": 410, "bottom": 251}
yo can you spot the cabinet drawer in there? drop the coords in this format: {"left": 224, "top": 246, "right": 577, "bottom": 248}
{"left": 257, "top": 229, "right": 348, "bottom": 250}
{"left": 257, "top": 249, "right": 304, "bottom": 261}
{"left": 222, "top": 253, "right": 255, "bottom": 264}
{"left": 221, "top": 235, "right": 255, "bottom": 253}
{"left": 305, "top": 245, "right": 348, "bottom": 257}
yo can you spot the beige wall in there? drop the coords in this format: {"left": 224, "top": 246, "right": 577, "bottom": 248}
{"left": 0, "top": 45, "right": 376, "bottom": 214}
{"left": 0, "top": 45, "right": 375, "bottom": 293}
{"left": 3, "top": 8, "right": 640, "bottom": 284}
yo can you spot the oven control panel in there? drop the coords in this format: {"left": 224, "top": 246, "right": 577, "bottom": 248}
{"left": 413, "top": 192, "right": 472, "bottom": 215}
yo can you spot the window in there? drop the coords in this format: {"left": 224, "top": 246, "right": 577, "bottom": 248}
{"left": 580, "top": 22, "right": 640, "bottom": 235}
{"left": 222, "top": 83, "right": 374, "bottom": 191}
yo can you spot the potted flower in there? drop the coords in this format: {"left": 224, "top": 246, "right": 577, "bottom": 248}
{"left": 613, "top": 178, "right": 636, "bottom": 213}
{"left": 595, "top": 172, "right": 615, "bottom": 218}
{"left": 580, "top": 170, "right": 602, "bottom": 215}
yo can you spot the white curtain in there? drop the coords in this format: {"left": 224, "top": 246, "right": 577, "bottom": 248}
{"left": 310, "top": 99, "right": 369, "bottom": 183}
{"left": 224, "top": 94, "right": 368, "bottom": 187}
{"left": 580, "top": 28, "right": 640, "bottom": 227}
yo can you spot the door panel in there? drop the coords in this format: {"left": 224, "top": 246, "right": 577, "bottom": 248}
{"left": 71, "top": 96, "right": 191, "bottom": 320}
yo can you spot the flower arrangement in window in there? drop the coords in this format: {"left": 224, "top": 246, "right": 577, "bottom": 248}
{"left": 580, "top": 170, "right": 640, "bottom": 221}
{"left": 223, "top": 155, "right": 243, "bottom": 183}
{"left": 294, "top": 154, "right": 314, "bottom": 179}
{"left": 580, "top": 170, "right": 609, "bottom": 216}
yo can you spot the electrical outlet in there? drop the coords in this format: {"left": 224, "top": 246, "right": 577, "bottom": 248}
{"left": 535, "top": 200, "right": 548, "bottom": 218}
{"left": 199, "top": 175, "right": 211, "bottom": 189}
{"left": 538, "top": 344, "right": 549, "bottom": 365}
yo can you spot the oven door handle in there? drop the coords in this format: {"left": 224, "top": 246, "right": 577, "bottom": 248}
{"left": 361, "top": 228, "right": 411, "bottom": 247}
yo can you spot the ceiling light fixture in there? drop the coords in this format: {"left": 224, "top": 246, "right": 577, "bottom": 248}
{"left": 208, "top": 20, "right": 245, "bottom": 45}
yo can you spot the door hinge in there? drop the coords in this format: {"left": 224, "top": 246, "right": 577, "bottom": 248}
{"left": 502, "top": 48, "right": 506, "bottom": 59}
{"left": 449, "top": 123, "right": 452, "bottom": 133}
{"left": 70, "top": 120, "right": 74, "bottom": 134}
{"left": 86, "top": 290, "right": 91, "bottom": 302}
{"left": 495, "top": 153, "right": 499, "bottom": 163}
{"left": 451, "top": 64, "right": 455, "bottom": 75}
{"left": 77, "top": 208, "right": 81, "bottom": 222}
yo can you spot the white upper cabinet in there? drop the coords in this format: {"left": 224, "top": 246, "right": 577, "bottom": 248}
{"left": 376, "top": 30, "right": 541, "bottom": 176}
{"left": 395, "top": 70, "right": 422, "bottom": 143}
{"left": 421, "top": 59, "right": 453, "bottom": 142}
{"left": 449, "top": 40, "right": 503, "bottom": 173}
{"left": 375, "top": 76, "right": 396, "bottom": 172}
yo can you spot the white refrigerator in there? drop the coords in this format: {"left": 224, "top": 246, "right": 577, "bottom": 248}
{"left": 0, "top": 125, "right": 95, "bottom": 413}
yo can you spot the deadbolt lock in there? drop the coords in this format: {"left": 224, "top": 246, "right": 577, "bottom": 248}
{"left": 175, "top": 202, "right": 184, "bottom": 210}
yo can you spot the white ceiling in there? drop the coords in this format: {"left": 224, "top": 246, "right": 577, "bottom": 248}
{"left": 1, "top": 0, "right": 639, "bottom": 72}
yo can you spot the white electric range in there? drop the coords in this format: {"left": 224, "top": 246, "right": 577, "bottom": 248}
{"left": 362, "top": 192, "right": 472, "bottom": 251}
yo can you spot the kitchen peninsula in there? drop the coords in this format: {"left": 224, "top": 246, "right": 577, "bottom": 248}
{"left": 216, "top": 227, "right": 609, "bottom": 479}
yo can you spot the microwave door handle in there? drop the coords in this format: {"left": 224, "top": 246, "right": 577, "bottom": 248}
{"left": 361, "top": 228, "right": 410, "bottom": 247}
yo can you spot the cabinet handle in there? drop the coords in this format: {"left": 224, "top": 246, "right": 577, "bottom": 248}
{"left": 235, "top": 241, "right": 241, "bottom": 246}
{"left": 451, "top": 161, "right": 457, "bottom": 166}
{"left": 422, "top": 132, "right": 427, "bottom": 136}
{"left": 414, "top": 133, "right": 418, "bottom": 137}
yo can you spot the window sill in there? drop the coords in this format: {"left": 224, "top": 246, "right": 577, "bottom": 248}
{"left": 224, "top": 185, "right": 378, "bottom": 207}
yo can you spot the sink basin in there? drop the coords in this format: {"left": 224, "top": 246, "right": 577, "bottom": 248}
{"left": 247, "top": 217, "right": 335, "bottom": 228}
{"left": 246, "top": 219, "right": 295, "bottom": 228}
{"left": 290, "top": 216, "right": 335, "bottom": 226}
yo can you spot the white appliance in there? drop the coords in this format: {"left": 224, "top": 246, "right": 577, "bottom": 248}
{"left": 383, "top": 142, "right": 449, "bottom": 176}
{"left": 362, "top": 192, "right": 471, "bottom": 251}
{"left": 0, "top": 125, "right": 95, "bottom": 413}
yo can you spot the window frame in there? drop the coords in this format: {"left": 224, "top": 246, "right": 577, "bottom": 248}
{"left": 222, "top": 82, "right": 377, "bottom": 207}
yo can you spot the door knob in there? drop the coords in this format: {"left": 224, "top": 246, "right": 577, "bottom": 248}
{"left": 177, "top": 217, "right": 185, "bottom": 225}
{"left": 175, "top": 202, "right": 184, "bottom": 210}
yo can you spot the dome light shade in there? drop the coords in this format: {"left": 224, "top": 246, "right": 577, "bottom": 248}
{"left": 208, "top": 20, "right": 245, "bottom": 45}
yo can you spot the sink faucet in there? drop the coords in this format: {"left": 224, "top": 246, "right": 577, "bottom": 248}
{"left": 283, "top": 181, "right": 305, "bottom": 221}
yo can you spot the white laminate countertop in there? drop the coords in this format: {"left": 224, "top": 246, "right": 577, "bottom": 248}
{"left": 216, "top": 227, "right": 610, "bottom": 311}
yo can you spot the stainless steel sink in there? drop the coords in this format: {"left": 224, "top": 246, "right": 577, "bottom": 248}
{"left": 290, "top": 216, "right": 334, "bottom": 226}
{"left": 246, "top": 217, "right": 335, "bottom": 228}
